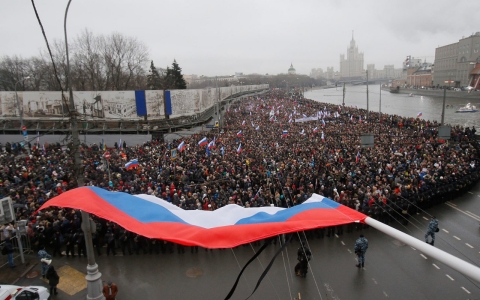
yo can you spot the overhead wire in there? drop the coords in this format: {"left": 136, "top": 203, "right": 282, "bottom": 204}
{"left": 272, "top": 172, "right": 324, "bottom": 300}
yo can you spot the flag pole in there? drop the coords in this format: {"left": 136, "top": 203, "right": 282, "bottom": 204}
{"left": 364, "top": 217, "right": 480, "bottom": 283}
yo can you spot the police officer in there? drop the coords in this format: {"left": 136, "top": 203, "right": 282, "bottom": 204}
{"left": 425, "top": 216, "right": 439, "bottom": 246}
{"left": 294, "top": 241, "right": 311, "bottom": 277}
{"left": 354, "top": 234, "right": 368, "bottom": 268}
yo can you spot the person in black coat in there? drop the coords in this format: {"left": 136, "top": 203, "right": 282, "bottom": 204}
{"left": 46, "top": 265, "right": 59, "bottom": 295}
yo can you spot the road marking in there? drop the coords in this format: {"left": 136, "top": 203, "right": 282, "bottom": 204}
{"left": 461, "top": 287, "right": 471, "bottom": 294}
{"left": 466, "top": 211, "right": 480, "bottom": 218}
{"left": 432, "top": 264, "right": 440, "bottom": 269}
{"left": 383, "top": 291, "right": 389, "bottom": 297}
{"left": 445, "top": 202, "right": 480, "bottom": 221}
{"left": 341, "top": 241, "right": 345, "bottom": 246}
{"left": 465, "top": 243, "right": 474, "bottom": 248}
{"left": 468, "top": 191, "right": 473, "bottom": 194}
{"left": 372, "top": 278, "right": 378, "bottom": 284}
{"left": 347, "top": 249, "right": 352, "bottom": 254}
{"left": 420, "top": 254, "right": 428, "bottom": 259}
{"left": 423, "top": 216, "right": 429, "bottom": 220}
{"left": 335, "top": 234, "right": 339, "bottom": 238}
{"left": 453, "top": 236, "right": 461, "bottom": 240}
{"left": 410, "top": 246, "right": 416, "bottom": 251}
{"left": 446, "top": 274, "right": 454, "bottom": 281}
{"left": 442, "top": 229, "right": 449, "bottom": 233}
{"left": 323, "top": 283, "right": 341, "bottom": 300}
{"left": 446, "top": 201, "right": 456, "bottom": 206}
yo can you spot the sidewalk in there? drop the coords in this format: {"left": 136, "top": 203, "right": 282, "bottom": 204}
{"left": 0, "top": 253, "right": 37, "bottom": 284}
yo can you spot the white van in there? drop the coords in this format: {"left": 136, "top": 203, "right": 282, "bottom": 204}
{"left": 0, "top": 285, "right": 49, "bottom": 300}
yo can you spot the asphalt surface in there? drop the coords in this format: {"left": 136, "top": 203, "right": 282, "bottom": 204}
{"left": 13, "top": 181, "right": 480, "bottom": 300}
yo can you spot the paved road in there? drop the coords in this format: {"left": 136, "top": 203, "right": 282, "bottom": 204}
{"left": 15, "top": 182, "right": 480, "bottom": 300}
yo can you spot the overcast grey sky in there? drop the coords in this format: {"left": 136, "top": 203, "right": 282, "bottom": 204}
{"left": 1, "top": 0, "right": 479, "bottom": 76}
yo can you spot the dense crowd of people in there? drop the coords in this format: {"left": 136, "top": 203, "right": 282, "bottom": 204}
{"left": 1, "top": 89, "right": 479, "bottom": 257}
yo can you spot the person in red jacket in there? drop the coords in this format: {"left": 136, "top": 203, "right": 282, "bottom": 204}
{"left": 102, "top": 281, "right": 118, "bottom": 300}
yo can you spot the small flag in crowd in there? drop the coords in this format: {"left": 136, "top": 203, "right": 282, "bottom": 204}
{"left": 220, "top": 146, "right": 225, "bottom": 156}
{"left": 356, "top": 151, "right": 361, "bottom": 163}
{"left": 321, "top": 119, "right": 326, "bottom": 127}
{"left": 237, "top": 130, "right": 242, "bottom": 137}
{"left": 300, "top": 129, "right": 305, "bottom": 135}
{"left": 321, "top": 132, "right": 325, "bottom": 142}
{"left": 359, "top": 115, "right": 362, "bottom": 123}
{"left": 269, "top": 115, "right": 275, "bottom": 122}
{"left": 350, "top": 115, "right": 353, "bottom": 121}
{"left": 416, "top": 112, "right": 423, "bottom": 118}
{"left": 177, "top": 141, "right": 186, "bottom": 152}
{"left": 237, "top": 143, "right": 242, "bottom": 153}
{"left": 198, "top": 137, "right": 208, "bottom": 147}
{"left": 282, "top": 130, "right": 288, "bottom": 137}
{"left": 313, "top": 127, "right": 319, "bottom": 133}
{"left": 206, "top": 147, "right": 211, "bottom": 157}
{"left": 242, "top": 120, "right": 246, "bottom": 126}
{"left": 125, "top": 159, "right": 139, "bottom": 170}
{"left": 255, "top": 125, "right": 260, "bottom": 131}
{"left": 207, "top": 138, "right": 215, "bottom": 149}
{"left": 42, "top": 143, "right": 46, "bottom": 155}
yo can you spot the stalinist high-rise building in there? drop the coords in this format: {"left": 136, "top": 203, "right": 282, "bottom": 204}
{"left": 340, "top": 33, "right": 364, "bottom": 79}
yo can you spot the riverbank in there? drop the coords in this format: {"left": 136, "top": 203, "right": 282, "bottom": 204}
{"left": 382, "top": 87, "right": 480, "bottom": 100}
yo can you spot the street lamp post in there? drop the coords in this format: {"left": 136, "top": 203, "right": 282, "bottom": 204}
{"left": 366, "top": 70, "right": 369, "bottom": 119}
{"left": 64, "top": 1, "right": 104, "bottom": 299}
{"left": 15, "top": 76, "right": 31, "bottom": 155}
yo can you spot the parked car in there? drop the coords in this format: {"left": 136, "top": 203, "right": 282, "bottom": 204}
{"left": 0, "top": 285, "right": 49, "bottom": 300}
{"left": 453, "top": 88, "right": 461, "bottom": 91}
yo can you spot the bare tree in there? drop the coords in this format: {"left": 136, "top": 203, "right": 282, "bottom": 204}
{"left": 0, "top": 29, "right": 149, "bottom": 92}
{"left": 0, "top": 55, "right": 32, "bottom": 90}
{"left": 72, "top": 29, "right": 106, "bottom": 91}
{"left": 102, "top": 32, "right": 149, "bottom": 90}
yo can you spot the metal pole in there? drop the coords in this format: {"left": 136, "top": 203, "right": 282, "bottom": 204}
{"left": 364, "top": 217, "right": 480, "bottom": 283}
{"left": 342, "top": 83, "right": 345, "bottom": 106}
{"left": 15, "top": 78, "right": 31, "bottom": 155}
{"left": 441, "top": 87, "right": 446, "bottom": 126}
{"left": 379, "top": 83, "right": 382, "bottom": 116}
{"left": 64, "top": 2, "right": 104, "bottom": 299}
{"left": 366, "top": 70, "right": 369, "bottom": 119}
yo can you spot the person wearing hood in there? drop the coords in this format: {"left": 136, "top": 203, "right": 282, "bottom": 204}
{"left": 46, "top": 264, "right": 59, "bottom": 295}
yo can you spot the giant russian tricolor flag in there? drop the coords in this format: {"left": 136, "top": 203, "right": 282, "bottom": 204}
{"left": 38, "top": 187, "right": 366, "bottom": 248}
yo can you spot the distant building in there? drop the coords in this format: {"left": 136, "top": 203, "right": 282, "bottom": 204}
{"left": 407, "top": 63, "right": 433, "bottom": 87}
{"left": 340, "top": 35, "right": 364, "bottom": 79}
{"left": 288, "top": 63, "right": 296, "bottom": 75}
{"left": 310, "top": 68, "right": 323, "bottom": 79}
{"left": 433, "top": 32, "right": 480, "bottom": 87}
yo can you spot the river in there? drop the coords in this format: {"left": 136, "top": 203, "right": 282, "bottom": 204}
{"left": 305, "top": 85, "right": 480, "bottom": 128}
